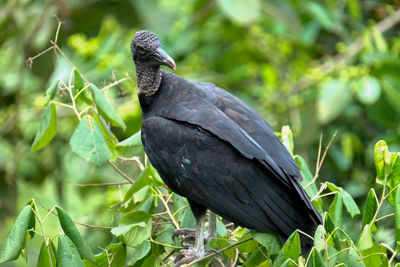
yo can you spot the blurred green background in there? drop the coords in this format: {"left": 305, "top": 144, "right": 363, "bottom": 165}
{"left": 1, "top": 0, "right": 400, "bottom": 265}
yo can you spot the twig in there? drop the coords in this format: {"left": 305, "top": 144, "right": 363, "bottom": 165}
{"left": 101, "top": 77, "right": 131, "bottom": 92}
{"left": 182, "top": 237, "right": 254, "bottom": 266}
{"left": 31, "top": 200, "right": 54, "bottom": 267}
{"left": 304, "top": 131, "right": 337, "bottom": 189}
{"left": 38, "top": 202, "right": 113, "bottom": 229}
{"left": 66, "top": 179, "right": 131, "bottom": 187}
{"left": 375, "top": 213, "right": 394, "bottom": 223}
{"left": 108, "top": 161, "right": 134, "bottom": 184}
{"left": 152, "top": 187, "right": 180, "bottom": 229}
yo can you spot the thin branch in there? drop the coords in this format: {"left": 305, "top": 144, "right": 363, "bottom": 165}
{"left": 152, "top": 187, "right": 180, "bottom": 229}
{"left": 38, "top": 202, "right": 113, "bottom": 230}
{"left": 311, "top": 190, "right": 338, "bottom": 201}
{"left": 375, "top": 213, "right": 394, "bottom": 223}
{"left": 66, "top": 179, "right": 131, "bottom": 187}
{"left": 101, "top": 77, "right": 131, "bottom": 92}
{"left": 304, "top": 131, "right": 337, "bottom": 189}
{"left": 108, "top": 161, "right": 134, "bottom": 184}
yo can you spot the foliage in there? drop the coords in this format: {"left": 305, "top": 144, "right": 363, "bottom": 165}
{"left": 1, "top": 0, "right": 400, "bottom": 266}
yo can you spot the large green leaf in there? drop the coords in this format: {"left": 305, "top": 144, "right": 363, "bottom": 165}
{"left": 361, "top": 189, "right": 378, "bottom": 230}
{"left": 123, "top": 166, "right": 152, "bottom": 202}
{"left": 57, "top": 235, "right": 84, "bottom": 267}
{"left": 69, "top": 115, "right": 112, "bottom": 166}
{"left": 328, "top": 193, "right": 343, "bottom": 227}
{"left": 361, "top": 242, "right": 388, "bottom": 267}
{"left": 31, "top": 103, "right": 57, "bottom": 152}
{"left": 111, "top": 211, "right": 152, "bottom": 247}
{"left": 91, "top": 83, "right": 126, "bottom": 130}
{"left": 357, "top": 225, "right": 373, "bottom": 251}
{"left": 216, "top": 0, "right": 260, "bottom": 25}
{"left": 0, "top": 205, "right": 34, "bottom": 263}
{"left": 37, "top": 241, "right": 57, "bottom": 267}
{"left": 253, "top": 232, "right": 281, "bottom": 255}
{"left": 127, "top": 240, "right": 151, "bottom": 266}
{"left": 272, "top": 231, "right": 301, "bottom": 267}
{"left": 313, "top": 225, "right": 325, "bottom": 252}
{"left": 56, "top": 206, "right": 94, "bottom": 262}
{"left": 116, "top": 130, "right": 143, "bottom": 157}
{"left": 326, "top": 182, "right": 360, "bottom": 217}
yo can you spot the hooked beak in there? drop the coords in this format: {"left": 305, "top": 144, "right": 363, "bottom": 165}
{"left": 152, "top": 47, "right": 176, "bottom": 70}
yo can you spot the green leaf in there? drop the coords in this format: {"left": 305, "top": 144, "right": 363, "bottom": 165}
{"left": 0, "top": 205, "right": 34, "bottom": 263}
{"left": 362, "top": 189, "right": 378, "bottom": 229}
{"left": 317, "top": 79, "right": 351, "bottom": 124}
{"left": 31, "top": 103, "right": 57, "bottom": 152}
{"left": 37, "top": 241, "right": 57, "bottom": 267}
{"left": 280, "top": 125, "right": 293, "bottom": 155}
{"left": 91, "top": 83, "right": 126, "bottom": 130}
{"left": 296, "top": 155, "right": 322, "bottom": 210}
{"left": 84, "top": 243, "right": 126, "bottom": 267}
{"left": 253, "top": 232, "right": 281, "bottom": 255}
{"left": 357, "top": 225, "right": 373, "bottom": 251}
{"left": 74, "top": 69, "right": 92, "bottom": 108}
{"left": 111, "top": 211, "right": 152, "bottom": 247}
{"left": 216, "top": 217, "right": 228, "bottom": 237}
{"left": 362, "top": 242, "right": 388, "bottom": 267}
{"left": 216, "top": 0, "right": 260, "bottom": 25}
{"left": 282, "top": 231, "right": 301, "bottom": 260}
{"left": 355, "top": 76, "right": 381, "bottom": 105}
{"left": 374, "top": 140, "right": 390, "bottom": 184}
{"left": 272, "top": 232, "right": 301, "bottom": 267}
{"left": 328, "top": 193, "right": 343, "bottom": 227}
{"left": 324, "top": 212, "right": 335, "bottom": 235}
{"left": 56, "top": 206, "right": 94, "bottom": 261}
{"left": 127, "top": 240, "right": 151, "bottom": 266}
{"left": 45, "top": 80, "right": 59, "bottom": 102}
{"left": 57, "top": 235, "right": 84, "bottom": 267}
{"left": 306, "top": 248, "right": 325, "bottom": 267}
{"left": 326, "top": 182, "right": 360, "bottom": 217}
{"left": 26, "top": 200, "right": 35, "bottom": 239}
{"left": 116, "top": 130, "right": 143, "bottom": 157}
{"left": 69, "top": 115, "right": 112, "bottom": 166}
{"left": 394, "top": 187, "right": 400, "bottom": 244}
{"left": 313, "top": 225, "right": 326, "bottom": 252}
{"left": 387, "top": 154, "right": 400, "bottom": 206}
{"left": 123, "top": 166, "right": 152, "bottom": 202}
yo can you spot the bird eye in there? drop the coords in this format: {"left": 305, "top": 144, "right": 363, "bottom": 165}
{"left": 136, "top": 46, "right": 145, "bottom": 54}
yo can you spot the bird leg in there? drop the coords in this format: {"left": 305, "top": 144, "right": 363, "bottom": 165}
{"left": 207, "top": 211, "right": 217, "bottom": 240}
{"left": 173, "top": 211, "right": 217, "bottom": 244}
{"left": 174, "top": 214, "right": 216, "bottom": 266}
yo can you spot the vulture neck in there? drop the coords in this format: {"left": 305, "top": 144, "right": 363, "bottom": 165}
{"left": 135, "top": 62, "right": 162, "bottom": 96}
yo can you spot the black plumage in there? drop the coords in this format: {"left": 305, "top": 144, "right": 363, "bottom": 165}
{"left": 131, "top": 30, "right": 322, "bottom": 259}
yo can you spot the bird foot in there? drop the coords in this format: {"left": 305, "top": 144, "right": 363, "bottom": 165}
{"left": 173, "top": 228, "right": 208, "bottom": 244}
{"left": 174, "top": 245, "right": 216, "bottom": 266}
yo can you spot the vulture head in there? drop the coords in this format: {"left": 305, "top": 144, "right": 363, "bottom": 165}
{"left": 131, "top": 30, "right": 176, "bottom": 70}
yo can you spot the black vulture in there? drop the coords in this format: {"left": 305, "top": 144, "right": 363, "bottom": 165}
{"left": 130, "top": 30, "right": 322, "bottom": 265}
